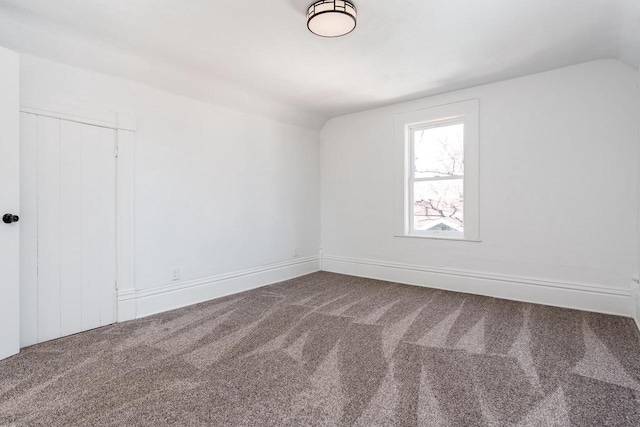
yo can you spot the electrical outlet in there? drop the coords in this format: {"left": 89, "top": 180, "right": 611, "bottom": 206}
{"left": 171, "top": 267, "right": 180, "bottom": 281}
{"left": 293, "top": 247, "right": 299, "bottom": 257}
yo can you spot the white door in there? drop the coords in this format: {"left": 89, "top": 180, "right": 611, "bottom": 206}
{"left": 0, "top": 46, "right": 20, "bottom": 360}
{"left": 20, "top": 113, "right": 117, "bottom": 346}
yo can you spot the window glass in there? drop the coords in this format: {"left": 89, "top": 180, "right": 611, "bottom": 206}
{"left": 413, "top": 123, "right": 464, "bottom": 178}
{"left": 413, "top": 179, "right": 464, "bottom": 232}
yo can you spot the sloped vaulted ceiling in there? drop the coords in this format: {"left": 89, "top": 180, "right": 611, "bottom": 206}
{"left": 0, "top": 0, "right": 638, "bottom": 129}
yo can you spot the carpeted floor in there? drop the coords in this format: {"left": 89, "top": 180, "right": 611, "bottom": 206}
{"left": 1, "top": 272, "right": 640, "bottom": 426}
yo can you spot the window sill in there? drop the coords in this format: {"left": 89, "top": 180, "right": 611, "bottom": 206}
{"left": 394, "top": 234, "right": 482, "bottom": 242}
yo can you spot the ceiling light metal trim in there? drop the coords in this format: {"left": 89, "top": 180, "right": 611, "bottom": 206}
{"left": 307, "top": 0, "right": 357, "bottom": 38}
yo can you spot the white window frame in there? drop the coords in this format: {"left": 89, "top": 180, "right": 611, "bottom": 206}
{"left": 394, "top": 99, "right": 480, "bottom": 241}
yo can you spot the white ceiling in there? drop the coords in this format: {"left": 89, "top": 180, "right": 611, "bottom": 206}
{"left": 0, "top": 0, "right": 638, "bottom": 129}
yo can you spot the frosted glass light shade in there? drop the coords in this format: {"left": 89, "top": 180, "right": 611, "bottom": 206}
{"left": 307, "top": 0, "right": 357, "bottom": 38}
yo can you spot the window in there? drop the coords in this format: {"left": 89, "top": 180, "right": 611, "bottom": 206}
{"left": 394, "top": 100, "right": 479, "bottom": 240}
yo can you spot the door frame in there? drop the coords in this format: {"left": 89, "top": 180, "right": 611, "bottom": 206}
{"left": 20, "top": 100, "right": 137, "bottom": 329}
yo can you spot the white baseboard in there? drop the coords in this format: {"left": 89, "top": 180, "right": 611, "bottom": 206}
{"left": 632, "top": 280, "right": 640, "bottom": 331}
{"left": 117, "top": 253, "right": 635, "bottom": 323}
{"left": 117, "top": 256, "right": 320, "bottom": 321}
{"left": 117, "top": 289, "right": 137, "bottom": 322}
{"left": 321, "top": 255, "right": 632, "bottom": 317}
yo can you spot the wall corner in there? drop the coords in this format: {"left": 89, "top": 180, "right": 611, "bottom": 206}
{"left": 632, "top": 279, "right": 640, "bottom": 332}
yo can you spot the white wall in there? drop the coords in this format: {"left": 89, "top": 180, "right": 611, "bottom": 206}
{"left": 18, "top": 55, "right": 640, "bottom": 319}
{"left": 20, "top": 55, "right": 320, "bottom": 316}
{"left": 321, "top": 60, "right": 639, "bottom": 313}
{"left": 635, "top": 70, "right": 640, "bottom": 325}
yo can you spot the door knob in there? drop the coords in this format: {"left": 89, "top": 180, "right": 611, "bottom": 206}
{"left": 2, "top": 214, "right": 19, "bottom": 224}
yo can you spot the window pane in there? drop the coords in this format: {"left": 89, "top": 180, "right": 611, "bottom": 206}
{"left": 413, "top": 123, "right": 464, "bottom": 178}
{"left": 413, "top": 179, "right": 463, "bottom": 232}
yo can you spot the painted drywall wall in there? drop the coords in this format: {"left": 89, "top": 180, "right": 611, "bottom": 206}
{"left": 321, "top": 60, "right": 639, "bottom": 298}
{"left": 636, "top": 70, "right": 640, "bottom": 325}
{"left": 20, "top": 55, "right": 320, "bottom": 299}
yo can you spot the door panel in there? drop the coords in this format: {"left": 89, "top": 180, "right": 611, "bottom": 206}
{"left": 37, "top": 116, "right": 63, "bottom": 343}
{"left": 19, "top": 113, "right": 38, "bottom": 347}
{"left": 20, "top": 113, "right": 117, "bottom": 346}
{"left": 96, "top": 124, "right": 117, "bottom": 327}
{"left": 0, "top": 45, "right": 20, "bottom": 360}
{"left": 60, "top": 119, "right": 84, "bottom": 336}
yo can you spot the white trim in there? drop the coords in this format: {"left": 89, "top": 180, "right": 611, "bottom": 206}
{"left": 393, "top": 234, "right": 482, "bottom": 242}
{"left": 117, "top": 256, "right": 320, "bottom": 320}
{"left": 115, "top": 130, "right": 135, "bottom": 322}
{"left": 117, "top": 289, "right": 137, "bottom": 322}
{"left": 395, "top": 99, "right": 479, "bottom": 241}
{"left": 632, "top": 279, "right": 640, "bottom": 332}
{"left": 20, "top": 100, "right": 136, "bottom": 131}
{"left": 321, "top": 254, "right": 632, "bottom": 317}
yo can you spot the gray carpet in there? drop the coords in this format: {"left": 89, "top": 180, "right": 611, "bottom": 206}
{"left": 1, "top": 272, "right": 640, "bottom": 426}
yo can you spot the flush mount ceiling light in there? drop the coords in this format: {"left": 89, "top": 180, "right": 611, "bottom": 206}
{"left": 307, "top": 0, "right": 357, "bottom": 38}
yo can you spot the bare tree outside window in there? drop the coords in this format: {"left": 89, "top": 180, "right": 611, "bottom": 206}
{"left": 411, "top": 123, "right": 464, "bottom": 233}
